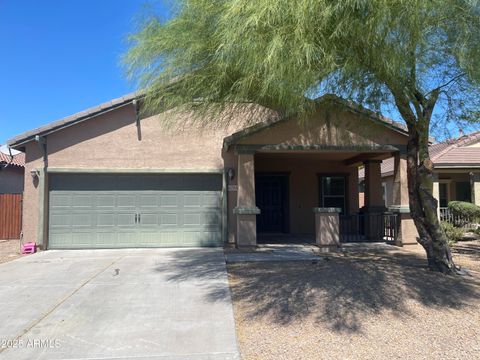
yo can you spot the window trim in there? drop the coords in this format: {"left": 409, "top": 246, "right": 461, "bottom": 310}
{"left": 317, "top": 173, "right": 349, "bottom": 215}
{"left": 438, "top": 180, "right": 451, "bottom": 208}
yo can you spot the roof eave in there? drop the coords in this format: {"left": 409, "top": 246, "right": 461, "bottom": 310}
{"left": 7, "top": 93, "right": 142, "bottom": 149}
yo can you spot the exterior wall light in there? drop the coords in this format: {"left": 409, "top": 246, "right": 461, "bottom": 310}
{"left": 227, "top": 168, "right": 235, "bottom": 181}
{"left": 30, "top": 168, "right": 40, "bottom": 179}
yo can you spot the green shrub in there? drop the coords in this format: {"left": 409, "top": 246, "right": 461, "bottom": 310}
{"left": 448, "top": 201, "right": 480, "bottom": 220}
{"left": 441, "top": 221, "right": 464, "bottom": 245}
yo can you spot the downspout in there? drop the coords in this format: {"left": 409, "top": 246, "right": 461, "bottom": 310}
{"left": 35, "top": 135, "right": 48, "bottom": 250}
{"left": 223, "top": 169, "right": 228, "bottom": 246}
{"left": 133, "top": 99, "right": 142, "bottom": 141}
{"left": 223, "top": 167, "right": 236, "bottom": 247}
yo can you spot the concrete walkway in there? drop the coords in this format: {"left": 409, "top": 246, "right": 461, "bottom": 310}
{"left": 225, "top": 244, "right": 323, "bottom": 263}
{"left": 224, "top": 242, "right": 402, "bottom": 263}
{"left": 0, "top": 249, "right": 239, "bottom": 360}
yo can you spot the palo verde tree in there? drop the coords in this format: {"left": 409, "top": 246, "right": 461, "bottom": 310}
{"left": 125, "top": 0, "right": 480, "bottom": 273}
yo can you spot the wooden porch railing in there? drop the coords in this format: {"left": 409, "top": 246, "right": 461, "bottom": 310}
{"left": 0, "top": 194, "right": 23, "bottom": 239}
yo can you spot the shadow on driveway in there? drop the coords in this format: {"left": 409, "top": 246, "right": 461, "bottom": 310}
{"left": 153, "top": 249, "right": 233, "bottom": 303}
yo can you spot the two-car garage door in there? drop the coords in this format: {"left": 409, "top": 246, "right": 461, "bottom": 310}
{"left": 48, "top": 173, "right": 223, "bottom": 249}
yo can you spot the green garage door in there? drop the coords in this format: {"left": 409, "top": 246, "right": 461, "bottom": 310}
{"left": 48, "top": 173, "right": 223, "bottom": 249}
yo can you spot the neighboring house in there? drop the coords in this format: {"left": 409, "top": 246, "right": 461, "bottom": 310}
{"left": 360, "top": 131, "right": 480, "bottom": 217}
{"left": 0, "top": 149, "right": 25, "bottom": 239}
{"left": 0, "top": 149, "right": 25, "bottom": 194}
{"left": 7, "top": 93, "right": 418, "bottom": 250}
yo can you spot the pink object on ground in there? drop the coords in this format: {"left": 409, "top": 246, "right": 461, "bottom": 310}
{"left": 21, "top": 242, "right": 36, "bottom": 254}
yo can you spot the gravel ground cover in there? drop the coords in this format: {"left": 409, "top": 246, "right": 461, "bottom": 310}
{"left": 228, "top": 244, "right": 480, "bottom": 360}
{"left": 0, "top": 239, "right": 21, "bottom": 264}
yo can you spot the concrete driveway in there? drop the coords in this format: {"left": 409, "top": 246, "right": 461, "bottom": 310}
{"left": 0, "top": 248, "right": 239, "bottom": 360}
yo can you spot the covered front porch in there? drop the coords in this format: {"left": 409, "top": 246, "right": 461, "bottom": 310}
{"left": 223, "top": 96, "right": 418, "bottom": 248}
{"left": 231, "top": 148, "right": 414, "bottom": 248}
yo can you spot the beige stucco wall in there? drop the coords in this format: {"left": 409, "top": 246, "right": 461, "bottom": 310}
{"left": 0, "top": 166, "right": 24, "bottom": 194}
{"left": 255, "top": 155, "right": 359, "bottom": 234}
{"left": 238, "top": 106, "right": 408, "bottom": 147}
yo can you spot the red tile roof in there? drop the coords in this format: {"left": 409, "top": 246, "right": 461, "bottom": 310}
{"left": 359, "top": 131, "right": 480, "bottom": 179}
{"left": 430, "top": 131, "right": 480, "bottom": 167}
{"left": 0, "top": 151, "right": 25, "bottom": 168}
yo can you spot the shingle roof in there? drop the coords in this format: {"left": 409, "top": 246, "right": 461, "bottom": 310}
{"left": 7, "top": 92, "right": 140, "bottom": 148}
{"left": 0, "top": 151, "right": 25, "bottom": 168}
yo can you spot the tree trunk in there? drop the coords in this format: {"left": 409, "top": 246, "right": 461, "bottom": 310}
{"left": 405, "top": 125, "right": 458, "bottom": 274}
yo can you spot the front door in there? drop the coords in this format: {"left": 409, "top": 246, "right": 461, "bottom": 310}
{"left": 255, "top": 174, "right": 288, "bottom": 233}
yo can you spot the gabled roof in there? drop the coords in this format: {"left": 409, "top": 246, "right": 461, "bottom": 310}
{"left": 8, "top": 91, "right": 409, "bottom": 152}
{"left": 8, "top": 92, "right": 140, "bottom": 149}
{"left": 0, "top": 151, "right": 25, "bottom": 168}
{"left": 223, "top": 94, "right": 409, "bottom": 148}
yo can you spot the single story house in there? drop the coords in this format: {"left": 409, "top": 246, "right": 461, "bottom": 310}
{"left": 359, "top": 131, "right": 480, "bottom": 218}
{"left": 7, "top": 94, "right": 418, "bottom": 250}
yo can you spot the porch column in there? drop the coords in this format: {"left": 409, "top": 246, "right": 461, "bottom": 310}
{"left": 233, "top": 152, "right": 260, "bottom": 247}
{"left": 432, "top": 173, "right": 440, "bottom": 219}
{"left": 389, "top": 153, "right": 418, "bottom": 246}
{"left": 364, "top": 160, "right": 384, "bottom": 209}
{"left": 363, "top": 160, "right": 385, "bottom": 240}
{"left": 470, "top": 172, "right": 480, "bottom": 206}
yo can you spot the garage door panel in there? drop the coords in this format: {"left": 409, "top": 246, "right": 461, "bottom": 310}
{"left": 113, "top": 232, "right": 138, "bottom": 246}
{"left": 202, "top": 194, "right": 221, "bottom": 208}
{"left": 203, "top": 212, "right": 221, "bottom": 227}
{"left": 117, "top": 195, "right": 136, "bottom": 209}
{"left": 50, "top": 213, "right": 71, "bottom": 228}
{"left": 139, "top": 213, "right": 158, "bottom": 226}
{"left": 160, "top": 194, "right": 180, "bottom": 207}
{"left": 97, "top": 213, "right": 116, "bottom": 227}
{"left": 183, "top": 231, "right": 220, "bottom": 247}
{"left": 117, "top": 213, "right": 136, "bottom": 227}
{"left": 184, "top": 194, "right": 201, "bottom": 207}
{"left": 96, "top": 195, "right": 116, "bottom": 208}
{"left": 160, "top": 213, "right": 179, "bottom": 226}
{"left": 184, "top": 213, "right": 201, "bottom": 226}
{"left": 138, "top": 195, "right": 158, "bottom": 208}
{"left": 71, "top": 214, "right": 93, "bottom": 227}
{"left": 48, "top": 173, "right": 222, "bottom": 249}
{"left": 50, "top": 193, "right": 72, "bottom": 207}
{"left": 72, "top": 195, "right": 94, "bottom": 208}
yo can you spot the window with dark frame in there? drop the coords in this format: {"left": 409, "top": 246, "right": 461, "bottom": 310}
{"left": 320, "top": 175, "right": 347, "bottom": 214}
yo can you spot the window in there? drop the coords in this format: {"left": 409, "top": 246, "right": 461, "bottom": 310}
{"left": 320, "top": 176, "right": 347, "bottom": 214}
{"left": 455, "top": 182, "right": 471, "bottom": 202}
{"left": 439, "top": 183, "right": 449, "bottom": 207}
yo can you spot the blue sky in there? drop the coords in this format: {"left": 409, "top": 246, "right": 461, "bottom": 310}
{"left": 0, "top": 1, "right": 471, "bottom": 145}
{"left": 0, "top": 0, "right": 170, "bottom": 144}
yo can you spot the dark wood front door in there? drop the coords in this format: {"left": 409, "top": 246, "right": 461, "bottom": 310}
{"left": 255, "top": 174, "right": 288, "bottom": 233}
